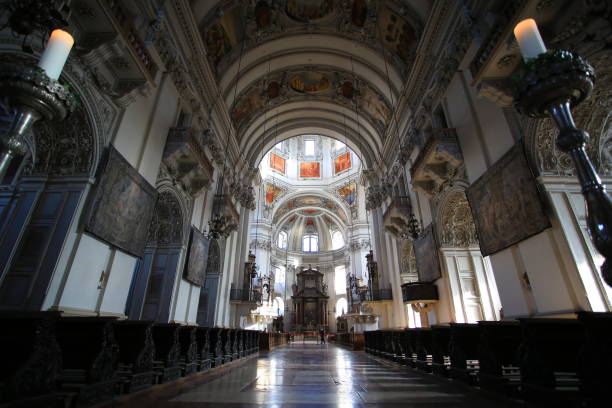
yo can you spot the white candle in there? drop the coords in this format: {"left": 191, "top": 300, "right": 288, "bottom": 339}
{"left": 514, "top": 19, "right": 547, "bottom": 61}
{"left": 38, "top": 29, "right": 74, "bottom": 80}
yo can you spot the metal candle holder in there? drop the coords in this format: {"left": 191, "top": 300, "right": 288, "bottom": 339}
{"left": 0, "top": 63, "right": 76, "bottom": 180}
{"left": 514, "top": 50, "right": 612, "bottom": 286}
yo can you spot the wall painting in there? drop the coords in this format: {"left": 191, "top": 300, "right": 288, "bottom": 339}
{"left": 300, "top": 162, "right": 321, "bottom": 178}
{"left": 270, "top": 153, "right": 286, "bottom": 174}
{"left": 466, "top": 143, "right": 551, "bottom": 256}
{"left": 413, "top": 224, "right": 441, "bottom": 282}
{"left": 184, "top": 227, "right": 210, "bottom": 287}
{"left": 334, "top": 152, "right": 351, "bottom": 174}
{"left": 84, "top": 146, "right": 158, "bottom": 257}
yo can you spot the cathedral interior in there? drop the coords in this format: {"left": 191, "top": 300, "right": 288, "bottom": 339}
{"left": 0, "top": 0, "right": 611, "bottom": 407}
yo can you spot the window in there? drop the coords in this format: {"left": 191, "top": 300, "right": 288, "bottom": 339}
{"left": 278, "top": 231, "right": 287, "bottom": 249}
{"left": 334, "top": 140, "right": 345, "bottom": 151}
{"left": 275, "top": 265, "right": 285, "bottom": 283}
{"left": 334, "top": 265, "right": 346, "bottom": 295}
{"left": 302, "top": 234, "right": 318, "bottom": 252}
{"left": 331, "top": 230, "right": 344, "bottom": 250}
{"left": 275, "top": 141, "right": 283, "bottom": 150}
{"left": 304, "top": 139, "right": 315, "bottom": 156}
{"left": 335, "top": 297, "right": 348, "bottom": 318}
{"left": 273, "top": 297, "right": 284, "bottom": 316}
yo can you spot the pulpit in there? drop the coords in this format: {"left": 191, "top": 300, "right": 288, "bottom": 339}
{"left": 291, "top": 266, "right": 329, "bottom": 332}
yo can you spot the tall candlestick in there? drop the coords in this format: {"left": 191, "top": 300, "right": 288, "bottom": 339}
{"left": 37, "top": 29, "right": 74, "bottom": 80}
{"left": 513, "top": 18, "right": 547, "bottom": 61}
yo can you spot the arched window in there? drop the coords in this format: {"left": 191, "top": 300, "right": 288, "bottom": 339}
{"left": 273, "top": 297, "right": 284, "bottom": 316}
{"left": 331, "top": 230, "right": 344, "bottom": 250}
{"left": 278, "top": 230, "right": 288, "bottom": 249}
{"left": 335, "top": 297, "right": 348, "bottom": 318}
{"left": 275, "top": 265, "right": 285, "bottom": 283}
{"left": 302, "top": 234, "right": 318, "bottom": 252}
{"left": 334, "top": 265, "right": 346, "bottom": 295}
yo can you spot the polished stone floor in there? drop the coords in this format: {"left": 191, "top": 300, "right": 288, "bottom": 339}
{"left": 153, "top": 342, "right": 521, "bottom": 407}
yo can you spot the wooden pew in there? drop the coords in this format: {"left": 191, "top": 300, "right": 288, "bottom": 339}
{"left": 431, "top": 325, "right": 451, "bottom": 376}
{"left": 113, "top": 320, "right": 156, "bottom": 394}
{"left": 151, "top": 323, "right": 181, "bottom": 383}
{"left": 519, "top": 318, "right": 583, "bottom": 404}
{"left": 577, "top": 312, "right": 612, "bottom": 407}
{"left": 220, "top": 328, "right": 232, "bottom": 363}
{"left": 405, "top": 329, "right": 419, "bottom": 367}
{"left": 382, "top": 330, "right": 393, "bottom": 360}
{"left": 391, "top": 331, "right": 405, "bottom": 363}
{"left": 54, "top": 316, "right": 119, "bottom": 407}
{"left": 208, "top": 328, "right": 224, "bottom": 367}
{"left": 195, "top": 327, "right": 212, "bottom": 371}
{"left": 399, "top": 330, "right": 415, "bottom": 366}
{"left": 0, "top": 311, "right": 64, "bottom": 407}
{"left": 236, "top": 330, "right": 245, "bottom": 358}
{"left": 177, "top": 326, "right": 198, "bottom": 377}
{"left": 414, "top": 328, "right": 433, "bottom": 371}
{"left": 449, "top": 323, "right": 480, "bottom": 384}
{"left": 228, "top": 329, "right": 239, "bottom": 361}
{"left": 477, "top": 321, "right": 521, "bottom": 394}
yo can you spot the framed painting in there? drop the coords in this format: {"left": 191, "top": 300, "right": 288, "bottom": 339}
{"left": 270, "top": 153, "right": 286, "bottom": 174}
{"left": 84, "top": 146, "right": 158, "bottom": 257}
{"left": 184, "top": 226, "right": 210, "bottom": 287}
{"left": 334, "top": 152, "right": 351, "bottom": 174}
{"left": 466, "top": 143, "right": 551, "bottom": 256}
{"left": 300, "top": 162, "right": 320, "bottom": 178}
{"left": 413, "top": 224, "right": 441, "bottom": 282}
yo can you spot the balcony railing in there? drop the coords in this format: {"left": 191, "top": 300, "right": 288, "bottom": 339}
{"left": 401, "top": 282, "right": 439, "bottom": 304}
{"left": 230, "top": 288, "right": 262, "bottom": 303}
{"left": 360, "top": 288, "right": 393, "bottom": 302}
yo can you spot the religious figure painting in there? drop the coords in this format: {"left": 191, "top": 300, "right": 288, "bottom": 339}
{"left": 270, "top": 153, "right": 286, "bottom": 174}
{"left": 184, "top": 227, "right": 210, "bottom": 287}
{"left": 231, "top": 87, "right": 264, "bottom": 127}
{"left": 334, "top": 152, "right": 352, "bottom": 174}
{"left": 337, "top": 183, "right": 357, "bottom": 205}
{"left": 84, "top": 146, "right": 158, "bottom": 257}
{"left": 360, "top": 87, "right": 391, "bottom": 129}
{"left": 466, "top": 143, "right": 551, "bottom": 256}
{"left": 413, "top": 224, "right": 442, "bottom": 282}
{"left": 265, "top": 183, "right": 284, "bottom": 204}
{"left": 300, "top": 161, "right": 321, "bottom": 178}
{"left": 289, "top": 72, "right": 331, "bottom": 94}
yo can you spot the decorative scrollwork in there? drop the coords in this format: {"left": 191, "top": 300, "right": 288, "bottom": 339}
{"left": 438, "top": 190, "right": 479, "bottom": 248}
{"left": 147, "top": 190, "right": 184, "bottom": 245}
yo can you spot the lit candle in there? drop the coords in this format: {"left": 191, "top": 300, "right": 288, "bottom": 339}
{"left": 513, "top": 18, "right": 547, "bottom": 61}
{"left": 38, "top": 29, "right": 74, "bottom": 80}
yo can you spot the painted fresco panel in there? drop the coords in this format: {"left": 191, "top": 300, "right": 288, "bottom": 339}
{"left": 270, "top": 153, "right": 286, "bottom": 174}
{"left": 300, "top": 162, "right": 321, "bottom": 178}
{"left": 337, "top": 183, "right": 357, "bottom": 205}
{"left": 265, "top": 183, "right": 284, "bottom": 204}
{"left": 334, "top": 152, "right": 351, "bottom": 174}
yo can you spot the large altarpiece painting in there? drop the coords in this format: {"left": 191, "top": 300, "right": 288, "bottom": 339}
{"left": 413, "top": 224, "right": 441, "bottom": 282}
{"left": 84, "top": 146, "right": 158, "bottom": 257}
{"left": 184, "top": 226, "right": 210, "bottom": 286}
{"left": 466, "top": 143, "right": 551, "bottom": 256}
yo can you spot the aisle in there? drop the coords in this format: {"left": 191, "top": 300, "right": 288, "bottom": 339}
{"left": 150, "top": 342, "right": 520, "bottom": 407}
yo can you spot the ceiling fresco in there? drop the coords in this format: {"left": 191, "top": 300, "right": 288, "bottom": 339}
{"left": 272, "top": 194, "right": 349, "bottom": 225}
{"left": 229, "top": 66, "right": 392, "bottom": 137}
{"left": 199, "top": 1, "right": 423, "bottom": 77}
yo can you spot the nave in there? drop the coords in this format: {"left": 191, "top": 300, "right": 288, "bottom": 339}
{"left": 141, "top": 343, "right": 518, "bottom": 407}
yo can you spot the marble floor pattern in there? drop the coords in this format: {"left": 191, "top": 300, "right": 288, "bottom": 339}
{"left": 155, "top": 342, "right": 521, "bottom": 407}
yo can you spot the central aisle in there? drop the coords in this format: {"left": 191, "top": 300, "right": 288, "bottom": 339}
{"left": 157, "top": 342, "right": 519, "bottom": 407}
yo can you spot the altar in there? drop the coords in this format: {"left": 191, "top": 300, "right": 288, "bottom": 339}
{"left": 291, "top": 266, "right": 329, "bottom": 332}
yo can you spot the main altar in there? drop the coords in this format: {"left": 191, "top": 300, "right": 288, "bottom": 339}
{"left": 291, "top": 266, "right": 329, "bottom": 332}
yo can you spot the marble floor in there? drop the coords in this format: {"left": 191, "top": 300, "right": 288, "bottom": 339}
{"left": 152, "top": 342, "right": 522, "bottom": 407}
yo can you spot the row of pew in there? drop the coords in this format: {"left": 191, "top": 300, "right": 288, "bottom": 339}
{"left": 365, "top": 312, "right": 612, "bottom": 407}
{"left": 0, "top": 312, "right": 260, "bottom": 408}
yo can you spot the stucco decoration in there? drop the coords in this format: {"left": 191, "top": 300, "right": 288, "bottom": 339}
{"left": 466, "top": 143, "right": 551, "bottom": 257}
{"left": 147, "top": 190, "right": 184, "bottom": 245}
{"left": 84, "top": 146, "right": 158, "bottom": 257}
{"left": 438, "top": 190, "right": 479, "bottom": 248}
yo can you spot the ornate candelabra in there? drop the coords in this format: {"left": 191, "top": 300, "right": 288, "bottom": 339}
{"left": 0, "top": 28, "right": 75, "bottom": 181}
{"left": 513, "top": 20, "right": 612, "bottom": 286}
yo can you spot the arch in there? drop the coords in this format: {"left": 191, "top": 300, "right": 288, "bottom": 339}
{"left": 335, "top": 297, "right": 348, "bottom": 318}
{"left": 147, "top": 190, "right": 184, "bottom": 245}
